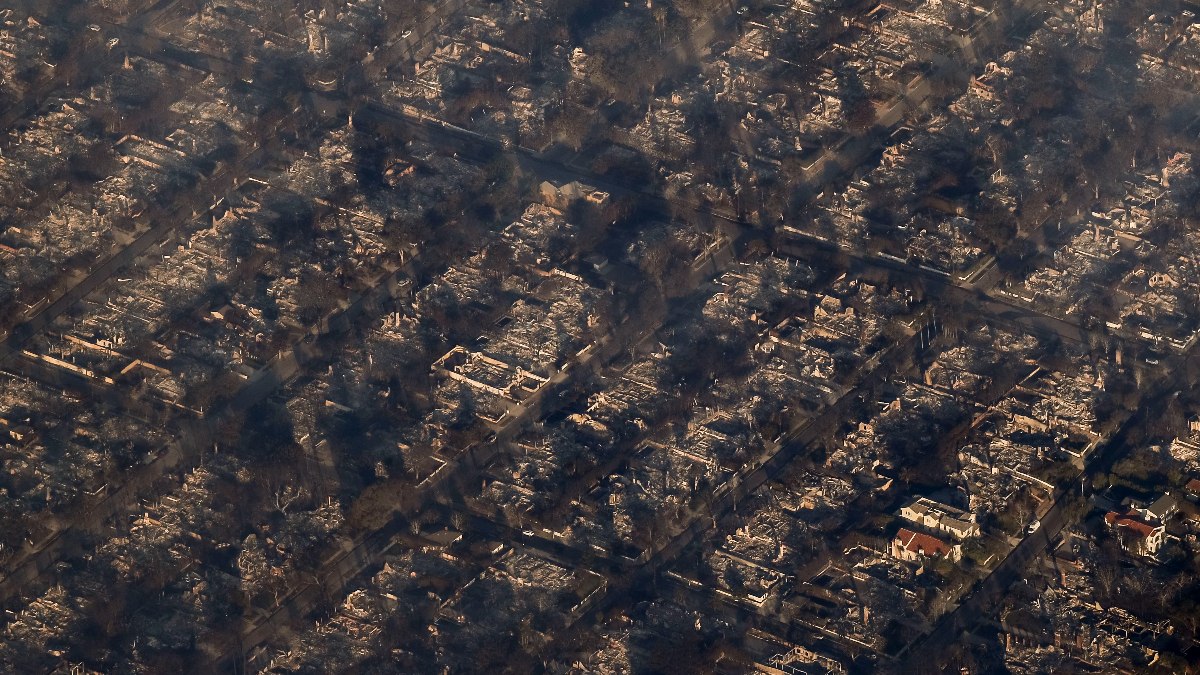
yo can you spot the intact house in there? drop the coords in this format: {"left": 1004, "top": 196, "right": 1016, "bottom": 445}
{"left": 538, "top": 180, "right": 610, "bottom": 211}
{"left": 891, "top": 527, "right": 962, "bottom": 563}
{"left": 1127, "top": 492, "right": 1178, "bottom": 524}
{"left": 1103, "top": 510, "right": 1166, "bottom": 557}
{"left": 898, "top": 496, "right": 981, "bottom": 540}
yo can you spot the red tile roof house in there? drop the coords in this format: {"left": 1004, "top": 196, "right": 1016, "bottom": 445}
{"left": 891, "top": 527, "right": 962, "bottom": 563}
{"left": 1185, "top": 477, "right": 1200, "bottom": 500}
{"left": 1104, "top": 510, "right": 1166, "bottom": 557}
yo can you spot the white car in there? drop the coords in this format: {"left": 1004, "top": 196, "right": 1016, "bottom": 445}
{"left": 1026, "top": 520, "right": 1041, "bottom": 535}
